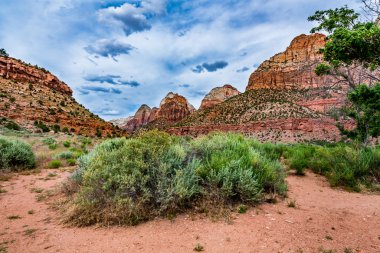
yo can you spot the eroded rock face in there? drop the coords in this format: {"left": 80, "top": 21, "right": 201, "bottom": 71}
{"left": 0, "top": 56, "right": 72, "bottom": 95}
{"left": 123, "top": 105, "right": 158, "bottom": 132}
{"left": 200, "top": 84, "right": 241, "bottom": 110}
{"left": 156, "top": 92, "right": 195, "bottom": 122}
{"left": 122, "top": 92, "right": 195, "bottom": 132}
{"left": 246, "top": 33, "right": 332, "bottom": 91}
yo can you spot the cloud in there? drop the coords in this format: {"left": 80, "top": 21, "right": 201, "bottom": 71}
{"left": 192, "top": 61, "right": 229, "bottom": 73}
{"left": 84, "top": 74, "right": 121, "bottom": 84}
{"left": 94, "top": 108, "right": 122, "bottom": 116}
{"left": 236, "top": 66, "right": 250, "bottom": 73}
{"left": 81, "top": 86, "right": 122, "bottom": 94}
{"left": 85, "top": 39, "right": 134, "bottom": 58}
{"left": 84, "top": 75, "right": 141, "bottom": 87}
{"left": 118, "top": 80, "right": 141, "bottom": 87}
{"left": 97, "top": 1, "right": 166, "bottom": 36}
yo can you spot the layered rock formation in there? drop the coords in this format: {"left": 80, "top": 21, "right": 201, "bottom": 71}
{"left": 0, "top": 56, "right": 72, "bottom": 95}
{"left": 246, "top": 33, "right": 333, "bottom": 91}
{"left": 200, "top": 84, "right": 241, "bottom": 110}
{"left": 165, "top": 33, "right": 354, "bottom": 142}
{"left": 123, "top": 105, "right": 158, "bottom": 132}
{"left": 109, "top": 117, "right": 134, "bottom": 128}
{"left": 0, "top": 56, "right": 124, "bottom": 137}
{"left": 122, "top": 92, "right": 195, "bottom": 132}
{"left": 156, "top": 92, "right": 195, "bottom": 121}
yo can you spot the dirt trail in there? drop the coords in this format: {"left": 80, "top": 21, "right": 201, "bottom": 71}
{"left": 0, "top": 170, "right": 379, "bottom": 253}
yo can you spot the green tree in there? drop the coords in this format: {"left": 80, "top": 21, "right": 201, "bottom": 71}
{"left": 339, "top": 84, "right": 380, "bottom": 144}
{"left": 0, "top": 48, "right": 9, "bottom": 57}
{"left": 309, "top": 4, "right": 380, "bottom": 144}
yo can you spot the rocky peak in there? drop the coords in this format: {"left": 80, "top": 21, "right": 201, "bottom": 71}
{"left": 157, "top": 92, "right": 195, "bottom": 122}
{"left": 200, "top": 84, "right": 241, "bottom": 110}
{"left": 246, "top": 33, "right": 329, "bottom": 91}
{"left": 0, "top": 56, "right": 72, "bottom": 95}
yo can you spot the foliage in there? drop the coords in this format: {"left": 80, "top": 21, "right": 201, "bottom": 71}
{"left": 308, "top": 6, "right": 359, "bottom": 33}
{"left": 64, "top": 131, "right": 286, "bottom": 226}
{"left": 49, "top": 160, "right": 61, "bottom": 169}
{"left": 284, "top": 143, "right": 380, "bottom": 191}
{"left": 309, "top": 4, "right": 380, "bottom": 144}
{"left": 0, "top": 136, "right": 35, "bottom": 171}
{"left": 34, "top": 121, "right": 50, "bottom": 132}
{"left": 338, "top": 84, "right": 380, "bottom": 144}
{"left": 63, "top": 140, "right": 71, "bottom": 148}
{"left": 54, "top": 151, "right": 75, "bottom": 160}
{"left": 0, "top": 48, "right": 9, "bottom": 57}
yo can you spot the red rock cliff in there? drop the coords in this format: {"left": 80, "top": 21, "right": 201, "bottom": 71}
{"left": 0, "top": 56, "right": 72, "bottom": 95}
{"left": 246, "top": 33, "right": 333, "bottom": 91}
{"left": 200, "top": 84, "right": 241, "bottom": 110}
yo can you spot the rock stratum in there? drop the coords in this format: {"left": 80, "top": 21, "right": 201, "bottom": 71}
{"left": 117, "top": 33, "right": 353, "bottom": 142}
{"left": 120, "top": 92, "right": 195, "bottom": 132}
{"left": 0, "top": 56, "right": 124, "bottom": 137}
{"left": 200, "top": 84, "right": 241, "bottom": 110}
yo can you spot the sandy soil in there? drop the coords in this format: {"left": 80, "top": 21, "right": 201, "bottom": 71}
{"left": 0, "top": 170, "right": 379, "bottom": 253}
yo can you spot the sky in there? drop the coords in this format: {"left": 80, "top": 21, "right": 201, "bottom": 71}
{"left": 0, "top": 0, "right": 361, "bottom": 120}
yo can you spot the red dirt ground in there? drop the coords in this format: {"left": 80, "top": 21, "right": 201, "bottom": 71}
{"left": 0, "top": 170, "right": 379, "bottom": 253}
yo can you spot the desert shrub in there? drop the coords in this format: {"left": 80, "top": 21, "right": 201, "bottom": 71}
{"left": 284, "top": 144, "right": 316, "bottom": 175}
{"left": 48, "top": 143, "right": 58, "bottom": 150}
{"left": 54, "top": 151, "right": 75, "bottom": 160}
{"left": 4, "top": 120, "right": 21, "bottom": 131}
{"left": 34, "top": 121, "right": 49, "bottom": 132}
{"left": 42, "top": 137, "right": 56, "bottom": 146}
{"left": 64, "top": 131, "right": 286, "bottom": 226}
{"left": 49, "top": 160, "right": 61, "bottom": 168}
{"left": 63, "top": 140, "right": 71, "bottom": 148}
{"left": 285, "top": 144, "right": 380, "bottom": 191}
{"left": 67, "top": 159, "right": 76, "bottom": 166}
{"left": 308, "top": 145, "right": 380, "bottom": 191}
{"left": 0, "top": 136, "right": 36, "bottom": 171}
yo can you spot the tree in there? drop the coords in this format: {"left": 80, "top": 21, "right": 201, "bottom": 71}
{"left": 0, "top": 48, "right": 9, "bottom": 57}
{"left": 309, "top": 4, "right": 380, "bottom": 144}
{"left": 339, "top": 84, "right": 380, "bottom": 144}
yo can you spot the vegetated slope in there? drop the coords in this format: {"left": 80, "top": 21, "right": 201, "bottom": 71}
{"left": 0, "top": 56, "right": 124, "bottom": 137}
{"left": 166, "top": 34, "right": 353, "bottom": 142}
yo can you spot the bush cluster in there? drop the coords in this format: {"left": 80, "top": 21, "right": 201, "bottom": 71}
{"left": 284, "top": 143, "right": 380, "bottom": 191}
{"left": 0, "top": 136, "right": 35, "bottom": 171}
{"left": 64, "top": 131, "right": 287, "bottom": 226}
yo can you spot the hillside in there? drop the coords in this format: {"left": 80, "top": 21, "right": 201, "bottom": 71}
{"left": 0, "top": 56, "right": 124, "bottom": 137}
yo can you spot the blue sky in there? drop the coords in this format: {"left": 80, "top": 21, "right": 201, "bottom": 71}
{"left": 0, "top": 0, "right": 361, "bottom": 120}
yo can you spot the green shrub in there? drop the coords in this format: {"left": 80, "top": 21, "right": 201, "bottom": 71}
{"left": 42, "top": 137, "right": 56, "bottom": 145}
{"left": 285, "top": 144, "right": 315, "bottom": 175}
{"left": 4, "top": 120, "right": 21, "bottom": 131}
{"left": 67, "top": 159, "right": 76, "bottom": 166}
{"left": 63, "top": 140, "right": 71, "bottom": 148}
{"left": 64, "top": 131, "right": 286, "bottom": 226}
{"left": 34, "top": 121, "right": 49, "bottom": 132}
{"left": 48, "top": 144, "right": 58, "bottom": 150}
{"left": 0, "top": 136, "right": 36, "bottom": 171}
{"left": 49, "top": 160, "right": 61, "bottom": 168}
{"left": 285, "top": 144, "right": 380, "bottom": 191}
{"left": 54, "top": 151, "right": 75, "bottom": 160}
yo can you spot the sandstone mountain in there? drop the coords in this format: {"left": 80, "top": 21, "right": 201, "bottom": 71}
{"left": 109, "top": 117, "right": 134, "bottom": 128}
{"left": 0, "top": 56, "right": 124, "bottom": 137}
{"left": 199, "top": 84, "right": 241, "bottom": 110}
{"left": 167, "top": 33, "right": 352, "bottom": 142}
{"left": 122, "top": 92, "right": 195, "bottom": 133}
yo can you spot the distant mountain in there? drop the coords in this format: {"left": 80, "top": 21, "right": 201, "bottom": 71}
{"left": 199, "top": 84, "right": 241, "bottom": 110}
{"left": 0, "top": 56, "right": 124, "bottom": 137}
{"left": 110, "top": 33, "right": 355, "bottom": 142}
{"left": 119, "top": 92, "right": 195, "bottom": 133}
{"left": 168, "top": 33, "right": 352, "bottom": 142}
